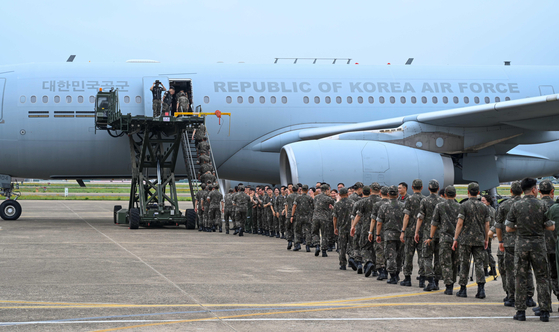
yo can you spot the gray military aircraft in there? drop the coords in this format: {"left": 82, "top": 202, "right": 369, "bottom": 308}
{"left": 1, "top": 59, "right": 559, "bottom": 220}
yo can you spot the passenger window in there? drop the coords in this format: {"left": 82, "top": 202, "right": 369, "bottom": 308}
{"left": 259, "top": 96, "right": 265, "bottom": 104}
{"left": 379, "top": 96, "right": 385, "bottom": 104}
{"left": 204, "top": 96, "right": 210, "bottom": 103}
{"left": 432, "top": 96, "right": 438, "bottom": 104}
{"left": 484, "top": 97, "right": 490, "bottom": 104}
{"left": 442, "top": 96, "right": 448, "bottom": 104}
{"left": 421, "top": 96, "right": 427, "bottom": 104}
{"left": 78, "top": 96, "right": 84, "bottom": 103}
{"left": 124, "top": 96, "right": 130, "bottom": 103}
{"left": 411, "top": 96, "right": 416, "bottom": 104}
{"left": 368, "top": 96, "right": 374, "bottom": 104}
{"left": 336, "top": 96, "right": 342, "bottom": 104}
{"left": 43, "top": 96, "right": 49, "bottom": 103}
{"left": 505, "top": 96, "right": 511, "bottom": 101}
{"left": 389, "top": 96, "right": 395, "bottom": 104}
{"left": 54, "top": 95, "right": 60, "bottom": 103}
{"left": 314, "top": 96, "right": 320, "bottom": 104}
{"left": 325, "top": 96, "right": 331, "bottom": 104}
{"left": 226, "top": 96, "right": 232, "bottom": 104}
{"left": 237, "top": 96, "right": 243, "bottom": 104}
{"left": 89, "top": 96, "right": 95, "bottom": 103}
{"left": 464, "top": 96, "right": 469, "bottom": 104}
{"left": 453, "top": 96, "right": 459, "bottom": 104}
{"left": 270, "top": 96, "right": 276, "bottom": 104}
{"left": 20, "top": 96, "right": 26, "bottom": 103}
{"left": 347, "top": 96, "right": 353, "bottom": 104}
{"left": 357, "top": 96, "right": 363, "bottom": 104}
{"left": 282, "top": 96, "right": 287, "bottom": 104}
{"left": 248, "top": 96, "right": 254, "bottom": 104}
{"left": 303, "top": 96, "right": 309, "bottom": 104}
{"left": 30, "top": 95, "right": 37, "bottom": 103}
{"left": 66, "top": 96, "right": 72, "bottom": 103}
{"left": 474, "top": 96, "right": 480, "bottom": 104}
{"left": 400, "top": 96, "right": 406, "bottom": 104}
{"left": 135, "top": 96, "right": 142, "bottom": 103}
{"left": 495, "top": 96, "right": 500, "bottom": 102}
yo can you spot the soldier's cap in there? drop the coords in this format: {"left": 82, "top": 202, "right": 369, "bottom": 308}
{"left": 467, "top": 182, "right": 480, "bottom": 192}
{"left": 539, "top": 179, "right": 554, "bottom": 192}
{"left": 388, "top": 185, "right": 398, "bottom": 196}
{"left": 228, "top": 188, "right": 234, "bottom": 193}
{"left": 214, "top": 184, "right": 219, "bottom": 189}
{"left": 207, "top": 185, "right": 213, "bottom": 190}
{"left": 370, "top": 182, "right": 381, "bottom": 191}
{"left": 339, "top": 187, "right": 348, "bottom": 195}
{"left": 362, "top": 186, "right": 371, "bottom": 195}
{"left": 428, "top": 179, "right": 440, "bottom": 189}
{"left": 445, "top": 185, "right": 456, "bottom": 196}
{"left": 510, "top": 181, "right": 522, "bottom": 194}
{"left": 412, "top": 179, "right": 423, "bottom": 188}
{"left": 238, "top": 185, "right": 244, "bottom": 190}
{"left": 302, "top": 184, "right": 309, "bottom": 190}
{"left": 320, "top": 184, "right": 329, "bottom": 191}
{"left": 354, "top": 182, "right": 364, "bottom": 189}
{"left": 380, "top": 186, "right": 389, "bottom": 195}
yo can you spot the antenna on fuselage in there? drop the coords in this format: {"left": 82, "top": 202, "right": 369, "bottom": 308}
{"left": 67, "top": 55, "right": 76, "bottom": 62}
{"left": 405, "top": 58, "right": 414, "bottom": 65}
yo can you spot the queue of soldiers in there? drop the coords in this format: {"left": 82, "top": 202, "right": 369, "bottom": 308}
{"left": 193, "top": 176, "right": 558, "bottom": 322}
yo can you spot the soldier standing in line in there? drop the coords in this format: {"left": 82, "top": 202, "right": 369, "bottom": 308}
{"left": 369, "top": 186, "right": 390, "bottom": 280}
{"left": 191, "top": 123, "right": 206, "bottom": 148}
{"left": 195, "top": 183, "right": 208, "bottom": 231}
{"left": 161, "top": 87, "right": 175, "bottom": 115}
{"left": 277, "top": 186, "right": 287, "bottom": 239}
{"left": 223, "top": 188, "right": 235, "bottom": 234}
{"left": 292, "top": 185, "right": 314, "bottom": 252}
{"left": 398, "top": 182, "right": 409, "bottom": 203}
{"left": 197, "top": 137, "right": 211, "bottom": 156}
{"left": 312, "top": 184, "right": 336, "bottom": 257}
{"left": 207, "top": 184, "right": 224, "bottom": 232}
{"left": 232, "top": 185, "right": 251, "bottom": 236}
{"left": 452, "top": 182, "right": 490, "bottom": 299}
{"left": 347, "top": 182, "right": 364, "bottom": 271}
{"left": 200, "top": 171, "right": 216, "bottom": 187}
{"left": 427, "top": 186, "right": 460, "bottom": 295}
{"left": 373, "top": 185, "right": 404, "bottom": 284}
{"left": 149, "top": 80, "right": 166, "bottom": 117}
{"left": 361, "top": 183, "right": 381, "bottom": 277}
{"left": 416, "top": 180, "right": 445, "bottom": 291}
{"left": 245, "top": 187, "right": 254, "bottom": 234}
{"left": 506, "top": 177, "right": 555, "bottom": 322}
{"left": 400, "top": 179, "right": 425, "bottom": 287}
{"left": 481, "top": 195, "right": 497, "bottom": 277}
{"left": 257, "top": 187, "right": 265, "bottom": 235}
{"left": 334, "top": 187, "right": 354, "bottom": 270}
{"left": 350, "top": 186, "right": 372, "bottom": 274}
{"left": 329, "top": 188, "right": 340, "bottom": 252}
{"left": 176, "top": 90, "right": 190, "bottom": 114}
{"left": 496, "top": 181, "right": 536, "bottom": 308}
{"left": 285, "top": 183, "right": 298, "bottom": 250}
{"left": 544, "top": 192, "right": 559, "bottom": 310}
{"left": 203, "top": 184, "right": 214, "bottom": 231}
{"left": 264, "top": 187, "right": 276, "bottom": 237}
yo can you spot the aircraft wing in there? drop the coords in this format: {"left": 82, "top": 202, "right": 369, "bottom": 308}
{"left": 299, "top": 94, "right": 559, "bottom": 140}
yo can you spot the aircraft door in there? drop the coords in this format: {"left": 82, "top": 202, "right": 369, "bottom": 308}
{"left": 143, "top": 76, "right": 169, "bottom": 116}
{"left": 0, "top": 78, "right": 5, "bottom": 123}
{"left": 539, "top": 85, "right": 555, "bottom": 96}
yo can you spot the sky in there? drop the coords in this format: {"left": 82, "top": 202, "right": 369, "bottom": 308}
{"left": 1, "top": 0, "right": 558, "bottom": 66}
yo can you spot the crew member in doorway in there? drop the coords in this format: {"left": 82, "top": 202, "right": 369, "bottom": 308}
{"left": 162, "top": 87, "right": 175, "bottom": 116}
{"left": 177, "top": 90, "right": 190, "bottom": 114}
{"left": 150, "top": 80, "right": 166, "bottom": 117}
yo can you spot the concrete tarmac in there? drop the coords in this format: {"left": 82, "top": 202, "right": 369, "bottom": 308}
{"left": 0, "top": 200, "right": 557, "bottom": 331}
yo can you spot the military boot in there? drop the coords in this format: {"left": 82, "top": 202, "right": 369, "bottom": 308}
{"left": 424, "top": 277, "right": 436, "bottom": 292}
{"left": 380, "top": 268, "right": 388, "bottom": 280}
{"left": 257, "top": 229, "right": 262, "bottom": 234}
{"left": 198, "top": 226, "right": 203, "bottom": 232}
{"left": 540, "top": 311, "right": 550, "bottom": 322}
{"left": 387, "top": 273, "right": 398, "bottom": 284}
{"left": 226, "top": 230, "right": 229, "bottom": 234}
{"left": 444, "top": 284, "right": 453, "bottom": 295}
{"left": 238, "top": 228, "right": 244, "bottom": 236}
{"left": 456, "top": 285, "right": 467, "bottom": 298}
{"left": 306, "top": 245, "right": 311, "bottom": 252}
{"left": 348, "top": 258, "right": 358, "bottom": 271}
{"left": 372, "top": 269, "right": 379, "bottom": 277}
{"left": 364, "top": 262, "right": 374, "bottom": 277}
{"left": 293, "top": 243, "right": 301, "bottom": 251}
{"left": 219, "top": 227, "right": 222, "bottom": 233}
{"left": 376, "top": 269, "right": 384, "bottom": 280}
{"left": 340, "top": 265, "right": 346, "bottom": 270}
{"left": 252, "top": 229, "right": 258, "bottom": 234}
{"left": 504, "top": 298, "right": 515, "bottom": 307}
{"left": 315, "top": 245, "right": 320, "bottom": 256}
{"left": 484, "top": 267, "right": 489, "bottom": 277}
{"left": 287, "top": 241, "right": 293, "bottom": 250}
{"left": 276, "top": 233, "right": 280, "bottom": 238}
{"left": 526, "top": 297, "right": 537, "bottom": 307}
{"left": 433, "top": 278, "right": 440, "bottom": 290}
{"left": 281, "top": 233, "right": 286, "bottom": 239}
{"left": 513, "top": 310, "right": 526, "bottom": 321}
{"left": 418, "top": 276, "right": 426, "bottom": 288}
{"left": 475, "top": 283, "right": 486, "bottom": 299}
{"left": 400, "top": 275, "right": 412, "bottom": 287}
{"left": 322, "top": 250, "right": 328, "bottom": 257}
{"left": 328, "top": 244, "right": 334, "bottom": 252}
{"left": 357, "top": 263, "right": 363, "bottom": 274}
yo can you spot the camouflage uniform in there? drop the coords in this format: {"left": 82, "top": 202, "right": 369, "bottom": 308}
{"left": 545, "top": 200, "right": 559, "bottom": 300}
{"left": 506, "top": 195, "right": 555, "bottom": 312}
{"left": 457, "top": 196, "right": 490, "bottom": 286}
{"left": 207, "top": 189, "right": 223, "bottom": 228}
{"left": 419, "top": 192, "right": 445, "bottom": 280}
{"left": 312, "top": 193, "right": 336, "bottom": 250}
{"left": 197, "top": 141, "right": 211, "bottom": 155}
{"left": 264, "top": 194, "right": 274, "bottom": 234}
{"left": 245, "top": 194, "right": 253, "bottom": 232}
{"left": 151, "top": 84, "right": 163, "bottom": 117}
{"left": 202, "top": 189, "right": 211, "bottom": 228}
{"left": 372, "top": 195, "right": 390, "bottom": 270}
{"left": 285, "top": 191, "right": 298, "bottom": 242}
{"left": 223, "top": 192, "right": 234, "bottom": 232}
{"left": 177, "top": 91, "right": 189, "bottom": 113}
{"left": 484, "top": 206, "right": 497, "bottom": 273}
{"left": 193, "top": 124, "right": 206, "bottom": 147}
{"left": 195, "top": 188, "right": 208, "bottom": 228}
{"left": 276, "top": 193, "right": 286, "bottom": 236}
{"left": 256, "top": 193, "right": 264, "bottom": 233}
{"left": 541, "top": 194, "right": 559, "bottom": 299}
{"left": 334, "top": 196, "right": 354, "bottom": 267}
{"left": 350, "top": 197, "right": 368, "bottom": 263}
{"left": 377, "top": 197, "right": 404, "bottom": 275}
{"left": 432, "top": 197, "right": 461, "bottom": 286}
{"left": 198, "top": 154, "right": 211, "bottom": 165}
{"left": 495, "top": 194, "right": 535, "bottom": 303}
{"left": 361, "top": 194, "right": 381, "bottom": 265}
{"left": 200, "top": 172, "right": 216, "bottom": 186}
{"left": 233, "top": 190, "right": 250, "bottom": 231}
{"left": 403, "top": 191, "right": 425, "bottom": 277}
{"left": 293, "top": 192, "right": 314, "bottom": 246}
{"left": 348, "top": 194, "right": 362, "bottom": 262}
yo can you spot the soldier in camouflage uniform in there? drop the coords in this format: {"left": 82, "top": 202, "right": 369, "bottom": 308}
{"left": 348, "top": 182, "right": 364, "bottom": 271}
{"left": 207, "top": 185, "right": 224, "bottom": 232}
{"left": 232, "top": 185, "right": 250, "bottom": 236}
{"left": 428, "top": 186, "right": 460, "bottom": 295}
{"left": 506, "top": 177, "right": 555, "bottom": 322}
{"left": 200, "top": 171, "right": 216, "bottom": 187}
{"left": 203, "top": 184, "right": 213, "bottom": 231}
{"left": 374, "top": 185, "right": 404, "bottom": 284}
{"left": 197, "top": 137, "right": 210, "bottom": 156}
{"left": 481, "top": 195, "right": 497, "bottom": 277}
{"left": 539, "top": 180, "right": 559, "bottom": 301}
{"left": 245, "top": 187, "right": 254, "bottom": 233}
{"left": 285, "top": 184, "right": 298, "bottom": 250}
{"left": 452, "top": 182, "right": 490, "bottom": 299}
{"left": 361, "top": 184, "right": 381, "bottom": 277}
{"left": 312, "top": 184, "right": 336, "bottom": 257}
{"left": 369, "top": 186, "right": 390, "bottom": 280}
{"left": 545, "top": 194, "right": 559, "bottom": 305}
{"left": 398, "top": 182, "right": 409, "bottom": 203}
{"left": 264, "top": 188, "right": 276, "bottom": 237}
{"left": 350, "top": 186, "right": 372, "bottom": 272}
{"left": 195, "top": 183, "right": 207, "bottom": 231}
{"left": 417, "top": 180, "right": 445, "bottom": 291}
{"left": 400, "top": 179, "right": 425, "bottom": 287}
{"left": 277, "top": 187, "right": 287, "bottom": 239}
{"left": 292, "top": 185, "right": 314, "bottom": 252}
{"left": 255, "top": 187, "right": 264, "bottom": 234}
{"left": 334, "top": 187, "right": 354, "bottom": 269}
{"left": 223, "top": 188, "right": 235, "bottom": 234}
{"left": 496, "top": 181, "right": 536, "bottom": 307}
{"left": 192, "top": 123, "right": 206, "bottom": 148}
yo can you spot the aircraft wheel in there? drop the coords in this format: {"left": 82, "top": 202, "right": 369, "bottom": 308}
{"left": 0, "top": 200, "right": 22, "bottom": 220}
{"left": 113, "top": 205, "right": 122, "bottom": 224}
{"left": 129, "top": 208, "right": 140, "bottom": 229}
{"left": 185, "top": 209, "right": 196, "bottom": 229}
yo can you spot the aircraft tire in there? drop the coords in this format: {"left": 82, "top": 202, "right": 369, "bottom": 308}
{"left": 129, "top": 208, "right": 140, "bottom": 229}
{"left": 185, "top": 209, "right": 196, "bottom": 229}
{"left": 0, "top": 200, "right": 22, "bottom": 221}
{"left": 113, "top": 205, "right": 122, "bottom": 224}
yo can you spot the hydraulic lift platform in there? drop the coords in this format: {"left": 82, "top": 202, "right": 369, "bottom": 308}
{"left": 94, "top": 89, "right": 224, "bottom": 229}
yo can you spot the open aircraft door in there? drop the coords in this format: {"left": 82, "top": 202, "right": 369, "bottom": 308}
{"left": 142, "top": 76, "right": 169, "bottom": 117}
{"left": 0, "top": 78, "right": 5, "bottom": 123}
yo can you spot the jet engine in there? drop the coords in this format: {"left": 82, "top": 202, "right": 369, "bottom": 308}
{"left": 280, "top": 140, "right": 454, "bottom": 191}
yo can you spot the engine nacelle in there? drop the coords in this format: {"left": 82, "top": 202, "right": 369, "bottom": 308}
{"left": 280, "top": 140, "right": 454, "bottom": 191}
